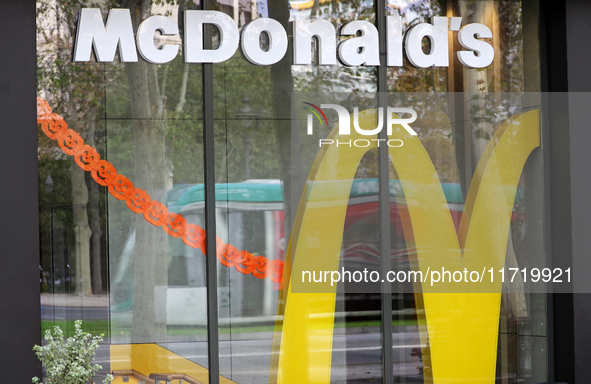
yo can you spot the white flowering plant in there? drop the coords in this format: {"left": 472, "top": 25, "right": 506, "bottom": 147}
{"left": 33, "top": 320, "right": 113, "bottom": 384}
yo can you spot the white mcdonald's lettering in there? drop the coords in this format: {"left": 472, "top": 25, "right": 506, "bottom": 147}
{"left": 73, "top": 8, "right": 495, "bottom": 68}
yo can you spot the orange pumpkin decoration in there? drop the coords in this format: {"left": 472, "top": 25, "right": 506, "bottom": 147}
{"left": 40, "top": 114, "right": 67, "bottom": 140}
{"left": 125, "top": 188, "right": 151, "bottom": 214}
{"left": 37, "top": 98, "right": 52, "bottom": 116}
{"left": 74, "top": 145, "right": 100, "bottom": 171}
{"left": 57, "top": 129, "right": 84, "bottom": 155}
{"left": 162, "top": 212, "right": 187, "bottom": 238}
{"left": 183, "top": 223, "right": 206, "bottom": 252}
{"left": 218, "top": 243, "right": 239, "bottom": 268}
{"left": 267, "top": 259, "right": 284, "bottom": 283}
{"left": 37, "top": 98, "right": 285, "bottom": 283}
{"left": 108, "top": 174, "right": 134, "bottom": 201}
{"left": 91, "top": 160, "right": 117, "bottom": 186}
{"left": 234, "top": 251, "right": 255, "bottom": 274}
{"left": 144, "top": 200, "right": 168, "bottom": 226}
{"left": 251, "top": 256, "right": 267, "bottom": 279}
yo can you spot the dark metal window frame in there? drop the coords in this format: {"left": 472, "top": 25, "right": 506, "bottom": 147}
{"left": 0, "top": 0, "right": 42, "bottom": 382}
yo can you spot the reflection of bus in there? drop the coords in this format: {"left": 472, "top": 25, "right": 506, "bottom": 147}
{"left": 112, "top": 178, "right": 523, "bottom": 326}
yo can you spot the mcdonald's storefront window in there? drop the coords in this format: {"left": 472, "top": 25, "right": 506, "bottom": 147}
{"left": 35, "top": 1, "right": 552, "bottom": 383}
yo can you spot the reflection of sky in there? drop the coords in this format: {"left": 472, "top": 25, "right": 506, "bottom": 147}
{"left": 257, "top": 0, "right": 269, "bottom": 18}
{"left": 386, "top": 0, "right": 439, "bottom": 25}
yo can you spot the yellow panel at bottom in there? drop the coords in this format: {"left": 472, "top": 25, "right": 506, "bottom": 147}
{"left": 110, "top": 344, "right": 237, "bottom": 384}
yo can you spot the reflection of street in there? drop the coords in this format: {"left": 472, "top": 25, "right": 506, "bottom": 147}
{"left": 41, "top": 293, "right": 109, "bottom": 320}
{"left": 156, "top": 327, "right": 424, "bottom": 384}
{"left": 43, "top": 294, "right": 424, "bottom": 383}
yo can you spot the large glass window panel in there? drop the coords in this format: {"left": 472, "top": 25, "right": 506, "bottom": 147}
{"left": 211, "top": 0, "right": 383, "bottom": 378}
{"left": 38, "top": 3, "right": 215, "bottom": 384}
{"left": 37, "top": 4, "right": 111, "bottom": 380}
{"left": 37, "top": 0, "right": 547, "bottom": 383}
{"left": 384, "top": 91, "right": 544, "bottom": 383}
{"left": 104, "top": 30, "right": 213, "bottom": 384}
{"left": 383, "top": 0, "right": 545, "bottom": 381}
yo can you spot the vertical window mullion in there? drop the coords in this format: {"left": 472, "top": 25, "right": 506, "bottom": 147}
{"left": 201, "top": 0, "right": 220, "bottom": 382}
{"left": 375, "top": 0, "right": 394, "bottom": 382}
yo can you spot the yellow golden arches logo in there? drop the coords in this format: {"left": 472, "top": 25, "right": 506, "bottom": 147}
{"left": 272, "top": 108, "right": 540, "bottom": 384}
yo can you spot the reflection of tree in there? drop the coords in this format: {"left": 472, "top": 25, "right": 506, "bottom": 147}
{"left": 457, "top": 4, "right": 530, "bottom": 382}
{"left": 111, "top": 0, "right": 170, "bottom": 343}
{"left": 458, "top": 1, "right": 528, "bottom": 325}
{"left": 291, "top": 0, "right": 377, "bottom": 93}
{"left": 37, "top": 0, "right": 106, "bottom": 296}
{"left": 387, "top": 0, "right": 445, "bottom": 93}
{"left": 38, "top": 0, "right": 184, "bottom": 342}
{"left": 383, "top": 2, "right": 529, "bottom": 326}
{"left": 387, "top": 0, "right": 454, "bottom": 186}
{"left": 381, "top": 2, "right": 532, "bottom": 379}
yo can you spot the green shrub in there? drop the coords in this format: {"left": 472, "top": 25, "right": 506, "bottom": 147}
{"left": 33, "top": 320, "right": 113, "bottom": 384}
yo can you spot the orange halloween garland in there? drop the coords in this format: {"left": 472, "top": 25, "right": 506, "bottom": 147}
{"left": 37, "top": 98, "right": 284, "bottom": 284}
